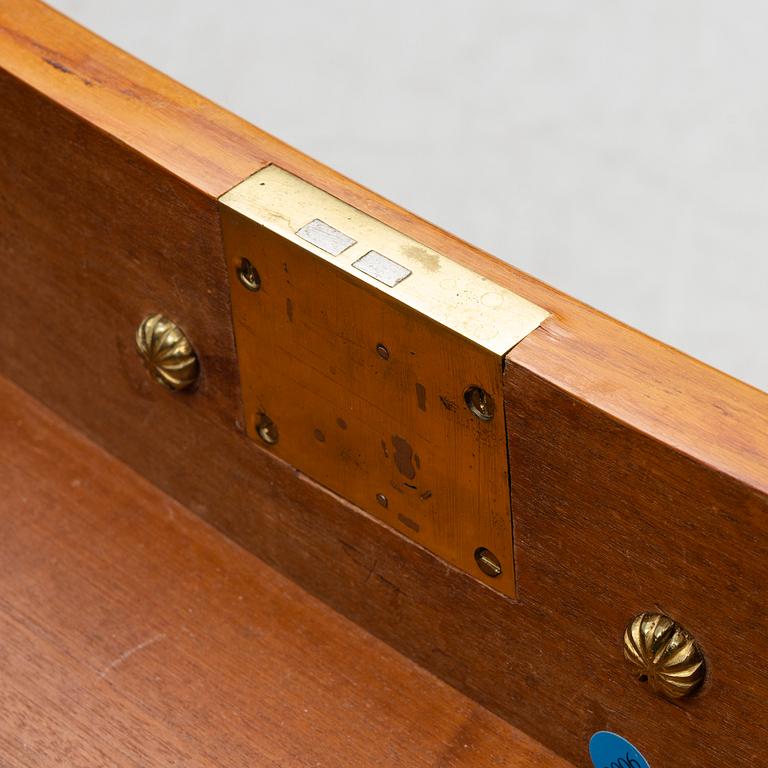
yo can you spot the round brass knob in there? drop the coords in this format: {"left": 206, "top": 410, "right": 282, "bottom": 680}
{"left": 135, "top": 313, "right": 199, "bottom": 391}
{"left": 623, "top": 612, "right": 705, "bottom": 699}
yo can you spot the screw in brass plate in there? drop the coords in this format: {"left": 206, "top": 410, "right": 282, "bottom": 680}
{"left": 237, "top": 257, "right": 261, "bottom": 291}
{"left": 376, "top": 343, "right": 390, "bottom": 360}
{"left": 376, "top": 493, "right": 389, "bottom": 508}
{"left": 474, "top": 547, "right": 502, "bottom": 578}
{"left": 624, "top": 612, "right": 705, "bottom": 700}
{"left": 135, "top": 313, "right": 199, "bottom": 392}
{"left": 464, "top": 386, "right": 495, "bottom": 421}
{"left": 256, "top": 413, "right": 279, "bottom": 445}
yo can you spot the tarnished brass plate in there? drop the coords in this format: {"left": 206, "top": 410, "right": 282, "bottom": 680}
{"left": 222, "top": 166, "right": 547, "bottom": 354}
{"left": 219, "top": 166, "right": 548, "bottom": 597}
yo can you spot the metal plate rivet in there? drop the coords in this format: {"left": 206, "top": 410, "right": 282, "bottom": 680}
{"left": 237, "top": 257, "right": 261, "bottom": 291}
{"left": 474, "top": 547, "right": 502, "bottom": 577}
{"left": 256, "top": 413, "right": 279, "bottom": 445}
{"left": 464, "top": 386, "right": 495, "bottom": 421}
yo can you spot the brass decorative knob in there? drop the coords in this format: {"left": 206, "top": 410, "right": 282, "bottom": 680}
{"left": 623, "top": 612, "right": 705, "bottom": 699}
{"left": 135, "top": 313, "right": 199, "bottom": 391}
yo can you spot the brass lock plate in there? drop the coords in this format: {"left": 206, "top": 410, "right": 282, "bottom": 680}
{"left": 219, "top": 166, "right": 548, "bottom": 597}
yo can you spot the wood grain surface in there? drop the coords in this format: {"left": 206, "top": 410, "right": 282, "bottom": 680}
{"left": 2, "top": 0, "right": 765, "bottom": 495}
{"left": 505, "top": 362, "right": 768, "bottom": 766}
{"left": 0, "top": 374, "right": 571, "bottom": 768}
{"left": 1, "top": 2, "right": 767, "bottom": 767}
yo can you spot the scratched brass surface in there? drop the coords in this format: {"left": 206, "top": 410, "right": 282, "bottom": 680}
{"left": 218, "top": 166, "right": 549, "bottom": 596}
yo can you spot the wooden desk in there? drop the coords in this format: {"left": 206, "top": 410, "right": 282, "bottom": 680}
{"left": 0, "top": 2, "right": 766, "bottom": 765}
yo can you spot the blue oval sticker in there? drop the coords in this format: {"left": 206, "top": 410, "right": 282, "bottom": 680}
{"left": 589, "top": 732, "right": 650, "bottom": 768}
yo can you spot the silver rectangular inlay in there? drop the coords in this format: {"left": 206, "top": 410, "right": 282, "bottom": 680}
{"left": 352, "top": 250, "right": 412, "bottom": 287}
{"left": 296, "top": 218, "right": 356, "bottom": 256}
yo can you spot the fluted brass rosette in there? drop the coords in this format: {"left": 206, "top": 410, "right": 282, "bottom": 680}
{"left": 136, "top": 313, "right": 199, "bottom": 391}
{"left": 624, "top": 612, "right": 705, "bottom": 699}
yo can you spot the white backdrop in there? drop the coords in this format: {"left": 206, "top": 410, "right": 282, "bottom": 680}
{"left": 50, "top": 0, "right": 768, "bottom": 391}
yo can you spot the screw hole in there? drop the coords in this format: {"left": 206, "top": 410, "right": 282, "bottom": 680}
{"left": 464, "top": 386, "right": 495, "bottom": 421}
{"left": 376, "top": 343, "right": 390, "bottom": 360}
{"left": 474, "top": 547, "right": 502, "bottom": 578}
{"left": 238, "top": 258, "right": 261, "bottom": 291}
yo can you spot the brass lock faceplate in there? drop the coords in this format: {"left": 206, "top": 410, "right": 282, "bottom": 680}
{"left": 219, "top": 165, "right": 548, "bottom": 597}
